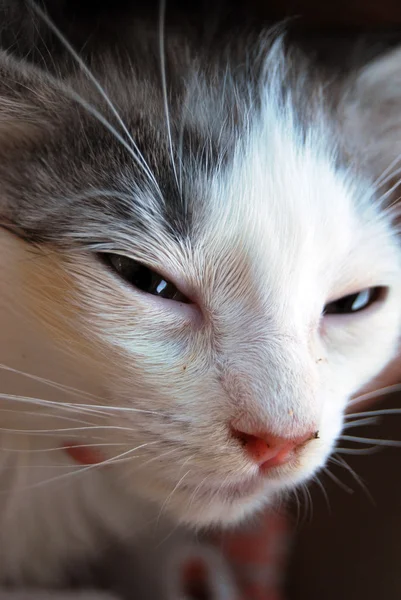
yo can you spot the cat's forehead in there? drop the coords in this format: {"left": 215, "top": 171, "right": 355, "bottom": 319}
{"left": 4, "top": 84, "right": 389, "bottom": 290}
{"left": 188, "top": 122, "right": 371, "bottom": 308}
{"left": 0, "top": 35, "right": 329, "bottom": 247}
{"left": 112, "top": 107, "right": 395, "bottom": 317}
{"left": 182, "top": 130, "right": 394, "bottom": 341}
{"left": 2, "top": 44, "right": 397, "bottom": 313}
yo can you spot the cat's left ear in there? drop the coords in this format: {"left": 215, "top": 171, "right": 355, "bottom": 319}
{"left": 339, "top": 46, "right": 401, "bottom": 188}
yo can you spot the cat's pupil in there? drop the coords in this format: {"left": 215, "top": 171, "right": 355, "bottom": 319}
{"left": 324, "top": 287, "right": 385, "bottom": 315}
{"left": 100, "top": 254, "right": 190, "bottom": 303}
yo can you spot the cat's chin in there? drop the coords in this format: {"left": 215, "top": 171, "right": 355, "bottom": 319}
{"left": 160, "top": 477, "right": 271, "bottom": 529}
{"left": 154, "top": 459, "right": 325, "bottom": 529}
{"left": 122, "top": 438, "right": 333, "bottom": 528}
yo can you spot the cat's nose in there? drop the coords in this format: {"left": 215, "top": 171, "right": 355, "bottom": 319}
{"left": 231, "top": 426, "right": 317, "bottom": 471}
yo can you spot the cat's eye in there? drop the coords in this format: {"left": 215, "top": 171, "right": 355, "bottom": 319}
{"left": 100, "top": 253, "right": 190, "bottom": 303}
{"left": 323, "top": 286, "right": 387, "bottom": 316}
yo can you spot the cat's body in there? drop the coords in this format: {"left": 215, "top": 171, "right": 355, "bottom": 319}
{"left": 1, "top": 0, "right": 401, "bottom": 589}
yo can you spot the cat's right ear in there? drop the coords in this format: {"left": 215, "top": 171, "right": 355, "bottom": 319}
{"left": 339, "top": 46, "right": 401, "bottom": 193}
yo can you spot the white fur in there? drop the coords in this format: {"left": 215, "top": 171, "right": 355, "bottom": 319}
{"left": 1, "top": 43, "right": 401, "bottom": 585}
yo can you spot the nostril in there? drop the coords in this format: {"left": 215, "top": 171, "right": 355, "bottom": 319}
{"left": 231, "top": 426, "right": 317, "bottom": 470}
{"left": 232, "top": 430, "right": 273, "bottom": 461}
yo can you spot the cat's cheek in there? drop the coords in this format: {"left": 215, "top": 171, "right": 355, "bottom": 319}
{"left": 321, "top": 305, "right": 401, "bottom": 396}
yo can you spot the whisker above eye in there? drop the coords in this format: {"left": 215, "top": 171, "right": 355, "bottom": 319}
{"left": 158, "top": 0, "right": 180, "bottom": 193}
{"left": 29, "top": 1, "right": 161, "bottom": 195}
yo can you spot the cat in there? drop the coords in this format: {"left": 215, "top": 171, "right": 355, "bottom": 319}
{"left": 0, "top": 0, "right": 401, "bottom": 591}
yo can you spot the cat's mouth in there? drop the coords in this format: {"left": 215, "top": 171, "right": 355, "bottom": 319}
{"left": 207, "top": 476, "right": 266, "bottom": 500}
{"left": 172, "top": 448, "right": 324, "bottom": 521}
{"left": 181, "top": 464, "right": 292, "bottom": 502}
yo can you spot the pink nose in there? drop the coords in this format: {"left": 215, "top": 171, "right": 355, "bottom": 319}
{"left": 232, "top": 427, "right": 318, "bottom": 471}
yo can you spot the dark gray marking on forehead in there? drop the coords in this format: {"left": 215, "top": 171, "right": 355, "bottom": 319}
{"left": 0, "top": 11, "right": 338, "bottom": 256}
{"left": 0, "top": 89, "right": 234, "bottom": 250}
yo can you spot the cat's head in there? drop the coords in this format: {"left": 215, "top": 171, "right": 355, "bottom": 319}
{"left": 1, "top": 30, "right": 401, "bottom": 527}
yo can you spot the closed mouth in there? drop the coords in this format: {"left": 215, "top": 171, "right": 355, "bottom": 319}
{"left": 214, "top": 477, "right": 265, "bottom": 499}
{"left": 181, "top": 474, "right": 266, "bottom": 502}
{"left": 156, "top": 457, "right": 299, "bottom": 506}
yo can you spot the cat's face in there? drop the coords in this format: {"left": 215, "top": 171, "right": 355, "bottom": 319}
{"left": 1, "top": 35, "right": 401, "bottom": 528}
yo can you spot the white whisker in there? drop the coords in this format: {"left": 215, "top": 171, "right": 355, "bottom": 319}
{"left": 373, "top": 151, "right": 401, "bottom": 188}
{"left": 0, "top": 464, "right": 89, "bottom": 470}
{"left": 323, "top": 467, "right": 354, "bottom": 494}
{"left": 0, "top": 392, "right": 165, "bottom": 417}
{"left": 304, "top": 484, "right": 313, "bottom": 523}
{"left": 156, "top": 467, "right": 192, "bottom": 524}
{"left": 0, "top": 363, "right": 105, "bottom": 403}
{"left": 345, "top": 408, "right": 401, "bottom": 419}
{"left": 312, "top": 475, "right": 331, "bottom": 513}
{"left": 336, "top": 446, "right": 380, "bottom": 455}
{"left": 207, "top": 472, "right": 231, "bottom": 509}
{"left": 0, "top": 407, "right": 97, "bottom": 428}
{"left": 0, "top": 393, "right": 111, "bottom": 419}
{"left": 57, "top": 86, "right": 158, "bottom": 187}
{"left": 298, "top": 484, "right": 310, "bottom": 526}
{"left": 342, "top": 417, "right": 380, "bottom": 429}
{"left": 158, "top": 0, "right": 179, "bottom": 191}
{"left": 292, "top": 488, "right": 301, "bottom": 528}
{"left": 376, "top": 174, "right": 401, "bottom": 205}
{"left": 0, "top": 441, "right": 158, "bottom": 495}
{"left": 0, "top": 424, "right": 135, "bottom": 435}
{"left": 0, "top": 442, "right": 127, "bottom": 454}
{"left": 133, "top": 446, "right": 180, "bottom": 472}
{"left": 176, "top": 89, "right": 189, "bottom": 196}
{"left": 348, "top": 384, "right": 401, "bottom": 406}
{"left": 29, "top": 1, "right": 161, "bottom": 194}
{"left": 186, "top": 473, "right": 212, "bottom": 511}
{"left": 332, "top": 454, "right": 374, "bottom": 505}
{"left": 340, "top": 434, "right": 401, "bottom": 447}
